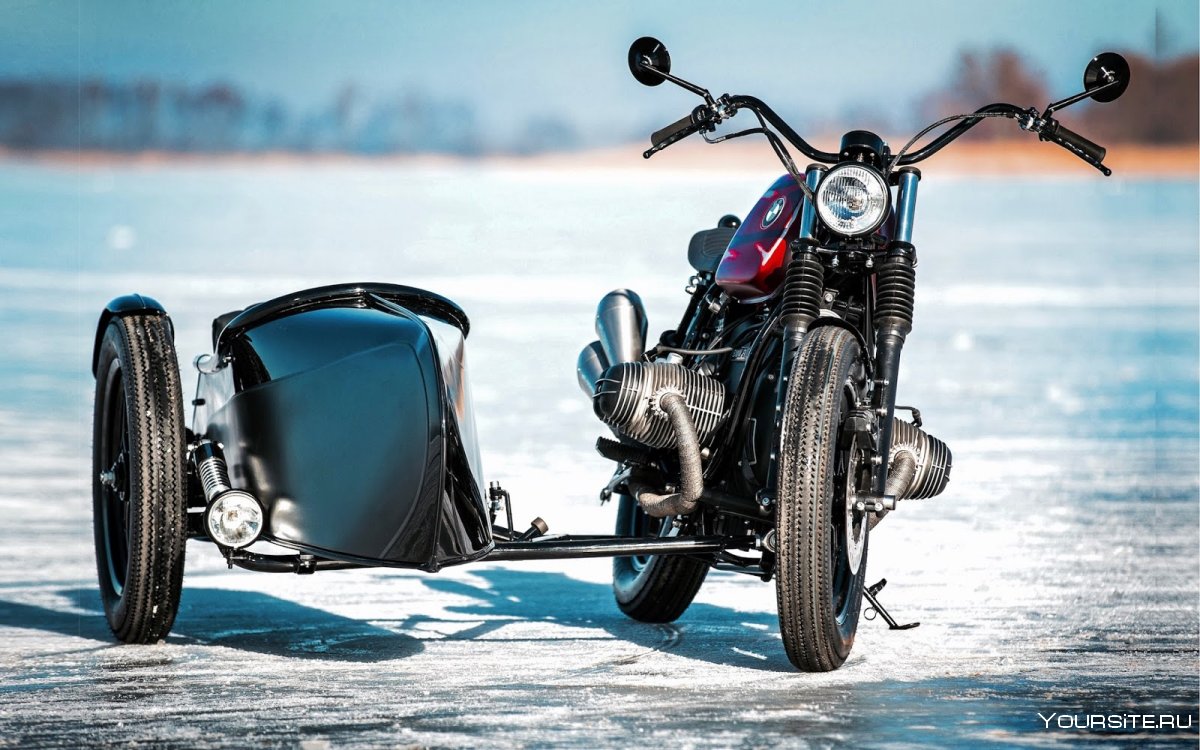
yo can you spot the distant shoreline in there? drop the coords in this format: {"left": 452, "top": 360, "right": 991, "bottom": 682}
{"left": 1, "top": 141, "right": 1196, "bottom": 177}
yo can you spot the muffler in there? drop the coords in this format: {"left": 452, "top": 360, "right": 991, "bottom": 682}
{"left": 595, "top": 289, "right": 647, "bottom": 366}
{"left": 576, "top": 341, "right": 608, "bottom": 396}
{"left": 576, "top": 289, "right": 649, "bottom": 399}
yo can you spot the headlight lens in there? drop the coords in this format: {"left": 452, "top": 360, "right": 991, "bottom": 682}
{"left": 816, "top": 165, "right": 889, "bottom": 236}
{"left": 205, "top": 490, "right": 263, "bottom": 548}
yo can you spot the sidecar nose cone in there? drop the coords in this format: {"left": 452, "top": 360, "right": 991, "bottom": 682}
{"left": 205, "top": 490, "right": 264, "bottom": 549}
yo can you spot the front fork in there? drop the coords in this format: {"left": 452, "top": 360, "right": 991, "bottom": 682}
{"left": 764, "top": 165, "right": 922, "bottom": 510}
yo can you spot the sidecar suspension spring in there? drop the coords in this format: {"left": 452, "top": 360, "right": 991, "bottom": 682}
{"left": 193, "top": 440, "right": 233, "bottom": 502}
{"left": 780, "top": 247, "right": 824, "bottom": 329}
{"left": 874, "top": 256, "right": 916, "bottom": 327}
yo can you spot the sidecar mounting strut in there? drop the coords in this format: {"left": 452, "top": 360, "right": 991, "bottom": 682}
{"left": 486, "top": 534, "right": 748, "bottom": 561}
{"left": 225, "top": 534, "right": 754, "bottom": 573}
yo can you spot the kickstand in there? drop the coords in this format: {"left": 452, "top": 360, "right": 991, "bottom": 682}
{"left": 862, "top": 578, "right": 919, "bottom": 630}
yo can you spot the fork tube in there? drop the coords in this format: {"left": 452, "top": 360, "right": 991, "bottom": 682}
{"left": 872, "top": 167, "right": 921, "bottom": 495}
{"left": 893, "top": 168, "right": 920, "bottom": 244}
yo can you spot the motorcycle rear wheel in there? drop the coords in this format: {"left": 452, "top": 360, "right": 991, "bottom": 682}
{"left": 612, "top": 493, "right": 708, "bottom": 622}
{"left": 775, "top": 326, "right": 870, "bottom": 671}
{"left": 93, "top": 314, "right": 187, "bottom": 643}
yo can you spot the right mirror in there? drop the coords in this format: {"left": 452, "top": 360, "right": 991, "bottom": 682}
{"left": 628, "top": 37, "right": 671, "bottom": 86}
{"left": 1084, "top": 52, "right": 1131, "bottom": 103}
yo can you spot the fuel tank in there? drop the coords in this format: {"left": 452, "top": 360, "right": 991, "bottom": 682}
{"left": 192, "top": 283, "right": 491, "bottom": 571}
{"left": 715, "top": 174, "right": 805, "bottom": 302}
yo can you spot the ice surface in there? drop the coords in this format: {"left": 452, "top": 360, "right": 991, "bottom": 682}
{"left": 0, "top": 164, "right": 1195, "bottom": 747}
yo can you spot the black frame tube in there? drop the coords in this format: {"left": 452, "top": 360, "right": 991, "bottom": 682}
{"left": 486, "top": 535, "right": 747, "bottom": 561}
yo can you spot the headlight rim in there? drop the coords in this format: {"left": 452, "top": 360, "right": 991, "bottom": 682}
{"left": 815, "top": 163, "right": 890, "bottom": 238}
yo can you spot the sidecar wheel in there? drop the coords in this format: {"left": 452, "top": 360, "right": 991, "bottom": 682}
{"left": 92, "top": 314, "right": 187, "bottom": 644}
{"left": 775, "top": 326, "right": 870, "bottom": 671}
{"left": 612, "top": 493, "right": 708, "bottom": 622}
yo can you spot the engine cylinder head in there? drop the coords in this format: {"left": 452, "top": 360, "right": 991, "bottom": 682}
{"left": 595, "top": 289, "right": 648, "bottom": 365}
{"left": 576, "top": 340, "right": 609, "bottom": 397}
{"left": 593, "top": 362, "right": 726, "bottom": 448}
{"left": 889, "top": 417, "right": 952, "bottom": 499}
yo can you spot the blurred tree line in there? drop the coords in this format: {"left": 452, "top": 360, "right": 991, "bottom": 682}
{"left": 0, "top": 48, "right": 1193, "bottom": 155}
{"left": 923, "top": 49, "right": 1198, "bottom": 143}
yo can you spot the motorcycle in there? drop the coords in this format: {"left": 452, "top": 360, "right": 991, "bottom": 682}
{"left": 89, "top": 37, "right": 1128, "bottom": 671}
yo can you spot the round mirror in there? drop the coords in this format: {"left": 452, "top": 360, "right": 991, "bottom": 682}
{"left": 628, "top": 37, "right": 671, "bottom": 86}
{"left": 1084, "top": 52, "right": 1130, "bottom": 103}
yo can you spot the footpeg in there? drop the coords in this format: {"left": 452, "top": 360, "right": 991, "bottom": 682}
{"left": 862, "top": 578, "right": 919, "bottom": 630}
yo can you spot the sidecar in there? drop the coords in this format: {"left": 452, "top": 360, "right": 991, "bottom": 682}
{"left": 91, "top": 282, "right": 745, "bottom": 644}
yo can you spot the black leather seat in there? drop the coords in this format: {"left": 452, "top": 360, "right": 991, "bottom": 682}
{"left": 687, "top": 215, "right": 741, "bottom": 274}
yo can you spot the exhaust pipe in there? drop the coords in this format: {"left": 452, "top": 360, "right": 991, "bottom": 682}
{"left": 595, "top": 289, "right": 647, "bottom": 366}
{"left": 627, "top": 392, "right": 704, "bottom": 518}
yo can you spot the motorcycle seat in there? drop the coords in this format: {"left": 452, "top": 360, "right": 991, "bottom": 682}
{"left": 688, "top": 226, "right": 737, "bottom": 274}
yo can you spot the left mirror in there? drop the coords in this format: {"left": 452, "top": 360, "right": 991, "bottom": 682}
{"left": 628, "top": 37, "right": 671, "bottom": 86}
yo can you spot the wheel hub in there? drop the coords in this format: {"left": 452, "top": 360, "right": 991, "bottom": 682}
{"left": 843, "top": 436, "right": 869, "bottom": 575}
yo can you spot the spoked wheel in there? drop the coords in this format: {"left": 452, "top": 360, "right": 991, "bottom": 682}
{"left": 93, "top": 314, "right": 187, "bottom": 643}
{"left": 775, "top": 326, "right": 871, "bottom": 671}
{"left": 612, "top": 492, "right": 708, "bottom": 622}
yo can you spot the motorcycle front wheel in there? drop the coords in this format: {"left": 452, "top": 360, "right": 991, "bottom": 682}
{"left": 775, "top": 326, "right": 870, "bottom": 671}
{"left": 612, "top": 493, "right": 708, "bottom": 622}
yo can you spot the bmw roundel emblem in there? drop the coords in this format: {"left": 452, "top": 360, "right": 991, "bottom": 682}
{"left": 761, "top": 197, "right": 785, "bottom": 229}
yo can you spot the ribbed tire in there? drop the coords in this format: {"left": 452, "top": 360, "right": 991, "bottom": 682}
{"left": 612, "top": 493, "right": 708, "bottom": 622}
{"left": 92, "top": 315, "right": 187, "bottom": 644}
{"left": 775, "top": 326, "right": 869, "bottom": 671}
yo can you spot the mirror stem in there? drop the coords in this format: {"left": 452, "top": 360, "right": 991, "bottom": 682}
{"left": 1045, "top": 78, "right": 1119, "bottom": 117}
{"left": 640, "top": 62, "right": 715, "bottom": 105}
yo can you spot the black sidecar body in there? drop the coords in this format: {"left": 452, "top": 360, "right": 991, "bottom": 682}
{"left": 193, "top": 283, "right": 493, "bottom": 570}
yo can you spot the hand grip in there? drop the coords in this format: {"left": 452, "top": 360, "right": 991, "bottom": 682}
{"left": 651, "top": 113, "right": 700, "bottom": 148}
{"left": 1041, "top": 120, "right": 1107, "bottom": 165}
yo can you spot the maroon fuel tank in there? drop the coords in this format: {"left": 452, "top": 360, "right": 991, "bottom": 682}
{"left": 715, "top": 174, "right": 804, "bottom": 302}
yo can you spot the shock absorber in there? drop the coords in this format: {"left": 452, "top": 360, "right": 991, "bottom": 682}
{"left": 871, "top": 167, "right": 921, "bottom": 497}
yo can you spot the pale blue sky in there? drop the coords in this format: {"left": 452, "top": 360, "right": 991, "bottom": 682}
{"left": 3, "top": 0, "right": 1196, "bottom": 142}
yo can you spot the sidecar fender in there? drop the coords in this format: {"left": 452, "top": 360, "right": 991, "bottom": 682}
{"left": 91, "top": 294, "right": 173, "bottom": 376}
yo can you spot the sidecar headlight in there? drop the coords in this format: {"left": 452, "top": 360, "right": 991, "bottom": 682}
{"left": 816, "top": 164, "right": 889, "bottom": 237}
{"left": 205, "top": 490, "right": 263, "bottom": 548}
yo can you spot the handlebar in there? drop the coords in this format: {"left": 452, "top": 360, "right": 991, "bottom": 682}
{"left": 644, "top": 95, "right": 1110, "bottom": 175}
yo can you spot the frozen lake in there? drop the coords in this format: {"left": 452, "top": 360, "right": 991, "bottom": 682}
{"left": 0, "top": 162, "right": 1196, "bottom": 747}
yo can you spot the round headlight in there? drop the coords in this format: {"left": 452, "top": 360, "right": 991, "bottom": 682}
{"left": 816, "top": 164, "right": 889, "bottom": 236}
{"left": 205, "top": 490, "right": 263, "bottom": 548}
